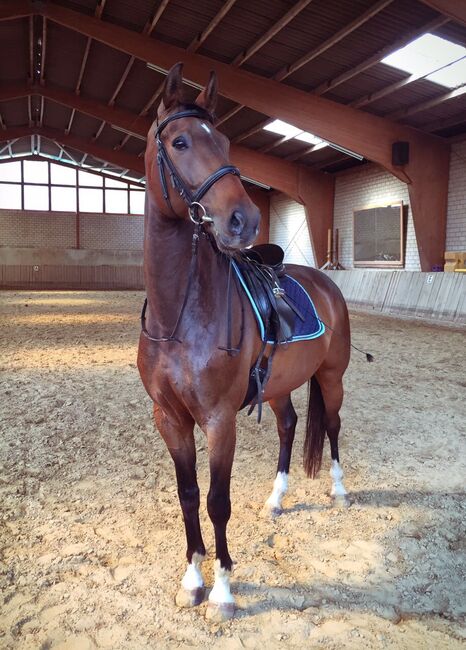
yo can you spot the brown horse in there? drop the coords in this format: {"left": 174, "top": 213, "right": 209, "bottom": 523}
{"left": 137, "top": 63, "right": 351, "bottom": 622}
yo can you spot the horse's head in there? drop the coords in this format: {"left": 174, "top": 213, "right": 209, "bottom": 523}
{"left": 146, "top": 63, "right": 261, "bottom": 252}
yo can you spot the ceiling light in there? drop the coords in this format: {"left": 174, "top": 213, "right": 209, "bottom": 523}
{"left": 264, "top": 119, "right": 301, "bottom": 138}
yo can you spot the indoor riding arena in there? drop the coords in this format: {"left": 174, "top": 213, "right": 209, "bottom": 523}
{"left": 1, "top": 1, "right": 465, "bottom": 649}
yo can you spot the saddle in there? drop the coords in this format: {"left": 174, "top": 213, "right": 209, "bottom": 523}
{"left": 234, "top": 244, "right": 305, "bottom": 422}
{"left": 236, "top": 244, "right": 302, "bottom": 344}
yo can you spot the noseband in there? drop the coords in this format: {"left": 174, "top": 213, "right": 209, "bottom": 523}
{"left": 155, "top": 107, "right": 240, "bottom": 223}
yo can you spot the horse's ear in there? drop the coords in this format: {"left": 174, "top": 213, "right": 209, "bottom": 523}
{"left": 196, "top": 71, "right": 218, "bottom": 114}
{"left": 160, "top": 62, "right": 184, "bottom": 113}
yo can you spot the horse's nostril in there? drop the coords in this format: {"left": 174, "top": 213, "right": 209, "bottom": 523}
{"left": 229, "top": 211, "right": 244, "bottom": 236}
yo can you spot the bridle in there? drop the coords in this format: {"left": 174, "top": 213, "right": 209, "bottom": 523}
{"left": 155, "top": 106, "right": 240, "bottom": 223}
{"left": 141, "top": 106, "right": 244, "bottom": 348}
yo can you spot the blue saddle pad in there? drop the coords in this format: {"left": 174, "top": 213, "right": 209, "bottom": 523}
{"left": 232, "top": 262, "right": 325, "bottom": 344}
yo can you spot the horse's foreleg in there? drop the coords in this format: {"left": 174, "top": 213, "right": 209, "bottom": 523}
{"left": 316, "top": 368, "right": 349, "bottom": 507}
{"left": 204, "top": 420, "right": 236, "bottom": 622}
{"left": 153, "top": 405, "right": 206, "bottom": 607}
{"left": 262, "top": 394, "right": 297, "bottom": 518}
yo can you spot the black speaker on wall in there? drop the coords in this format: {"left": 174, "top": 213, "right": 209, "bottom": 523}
{"left": 392, "top": 141, "right": 409, "bottom": 166}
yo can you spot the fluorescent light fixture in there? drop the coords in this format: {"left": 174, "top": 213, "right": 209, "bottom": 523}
{"left": 146, "top": 63, "right": 204, "bottom": 90}
{"left": 325, "top": 141, "right": 364, "bottom": 160}
{"left": 263, "top": 118, "right": 329, "bottom": 151}
{"left": 240, "top": 175, "right": 270, "bottom": 190}
{"left": 112, "top": 125, "right": 145, "bottom": 140}
{"left": 382, "top": 33, "right": 466, "bottom": 88}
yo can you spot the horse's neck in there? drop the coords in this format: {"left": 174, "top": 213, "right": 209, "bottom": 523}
{"left": 144, "top": 205, "right": 224, "bottom": 334}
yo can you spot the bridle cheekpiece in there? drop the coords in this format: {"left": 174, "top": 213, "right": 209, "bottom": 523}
{"left": 155, "top": 106, "right": 240, "bottom": 223}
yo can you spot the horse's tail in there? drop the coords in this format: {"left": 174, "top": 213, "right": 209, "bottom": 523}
{"left": 303, "top": 375, "right": 326, "bottom": 479}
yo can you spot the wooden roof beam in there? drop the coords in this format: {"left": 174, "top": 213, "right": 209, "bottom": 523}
{"left": 71, "top": 0, "right": 107, "bottom": 136}
{"left": 39, "top": 17, "right": 47, "bottom": 85}
{"left": 28, "top": 15, "right": 34, "bottom": 82}
{"left": 388, "top": 83, "right": 466, "bottom": 120}
{"left": 0, "top": 125, "right": 146, "bottom": 174}
{"left": 232, "top": 0, "right": 312, "bottom": 67}
{"left": 273, "top": 0, "right": 393, "bottom": 82}
{"left": 350, "top": 57, "right": 466, "bottom": 109}
{"left": 219, "top": 0, "right": 392, "bottom": 126}
{"left": 419, "top": 0, "right": 466, "bottom": 26}
{"left": 0, "top": 0, "right": 31, "bottom": 21}
{"left": 20, "top": 3, "right": 452, "bottom": 269}
{"left": 95, "top": 0, "right": 171, "bottom": 138}
{"left": 187, "top": 0, "right": 237, "bottom": 52}
{"left": 313, "top": 15, "right": 449, "bottom": 96}
{"left": 423, "top": 111, "right": 466, "bottom": 133}
{"left": 37, "top": 3, "right": 447, "bottom": 171}
{"left": 0, "top": 81, "right": 331, "bottom": 186}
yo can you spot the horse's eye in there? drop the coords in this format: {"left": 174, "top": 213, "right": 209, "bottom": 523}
{"left": 172, "top": 137, "right": 188, "bottom": 151}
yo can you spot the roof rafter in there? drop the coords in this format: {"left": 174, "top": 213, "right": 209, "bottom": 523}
{"left": 39, "top": 17, "right": 47, "bottom": 85}
{"left": 187, "top": 0, "right": 237, "bottom": 52}
{"left": 94, "top": 0, "right": 171, "bottom": 142}
{"left": 0, "top": 85, "right": 333, "bottom": 200}
{"left": 423, "top": 111, "right": 466, "bottom": 133}
{"left": 274, "top": 0, "right": 393, "bottom": 83}
{"left": 202, "top": 0, "right": 318, "bottom": 125}
{"left": 0, "top": 0, "right": 31, "bottom": 21}
{"left": 28, "top": 15, "right": 34, "bottom": 82}
{"left": 350, "top": 56, "right": 466, "bottom": 109}
{"left": 218, "top": 0, "right": 393, "bottom": 127}
{"left": 0, "top": 126, "right": 146, "bottom": 174}
{"left": 419, "top": 0, "right": 466, "bottom": 26}
{"left": 34, "top": 0, "right": 448, "bottom": 180}
{"left": 313, "top": 15, "right": 449, "bottom": 96}
{"left": 232, "top": 0, "right": 313, "bottom": 67}
{"left": 388, "top": 83, "right": 466, "bottom": 120}
{"left": 226, "top": 13, "right": 452, "bottom": 149}
{"left": 68, "top": 0, "right": 107, "bottom": 138}
{"left": 122, "top": 0, "right": 237, "bottom": 140}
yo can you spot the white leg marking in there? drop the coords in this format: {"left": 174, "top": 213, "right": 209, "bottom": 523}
{"left": 265, "top": 471, "right": 288, "bottom": 510}
{"left": 330, "top": 460, "right": 348, "bottom": 497}
{"left": 209, "top": 560, "right": 235, "bottom": 604}
{"left": 181, "top": 552, "right": 205, "bottom": 590}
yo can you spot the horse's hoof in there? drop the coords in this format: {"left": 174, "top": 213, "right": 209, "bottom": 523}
{"left": 175, "top": 586, "right": 205, "bottom": 608}
{"left": 260, "top": 504, "right": 282, "bottom": 519}
{"left": 332, "top": 494, "right": 350, "bottom": 509}
{"left": 206, "top": 601, "right": 235, "bottom": 623}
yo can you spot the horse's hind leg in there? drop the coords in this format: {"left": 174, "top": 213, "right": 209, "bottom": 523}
{"left": 153, "top": 404, "right": 206, "bottom": 608}
{"left": 316, "top": 368, "right": 349, "bottom": 507}
{"left": 262, "top": 394, "right": 297, "bottom": 518}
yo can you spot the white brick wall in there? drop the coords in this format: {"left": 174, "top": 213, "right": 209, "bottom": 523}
{"left": 79, "top": 213, "right": 143, "bottom": 251}
{"left": 446, "top": 141, "right": 466, "bottom": 251}
{"left": 333, "top": 165, "right": 421, "bottom": 270}
{"left": 0, "top": 209, "right": 144, "bottom": 251}
{"left": 0, "top": 210, "right": 76, "bottom": 248}
{"left": 269, "top": 193, "right": 316, "bottom": 267}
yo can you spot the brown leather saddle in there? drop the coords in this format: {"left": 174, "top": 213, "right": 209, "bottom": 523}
{"left": 237, "top": 243, "right": 303, "bottom": 344}
{"left": 236, "top": 244, "right": 305, "bottom": 421}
